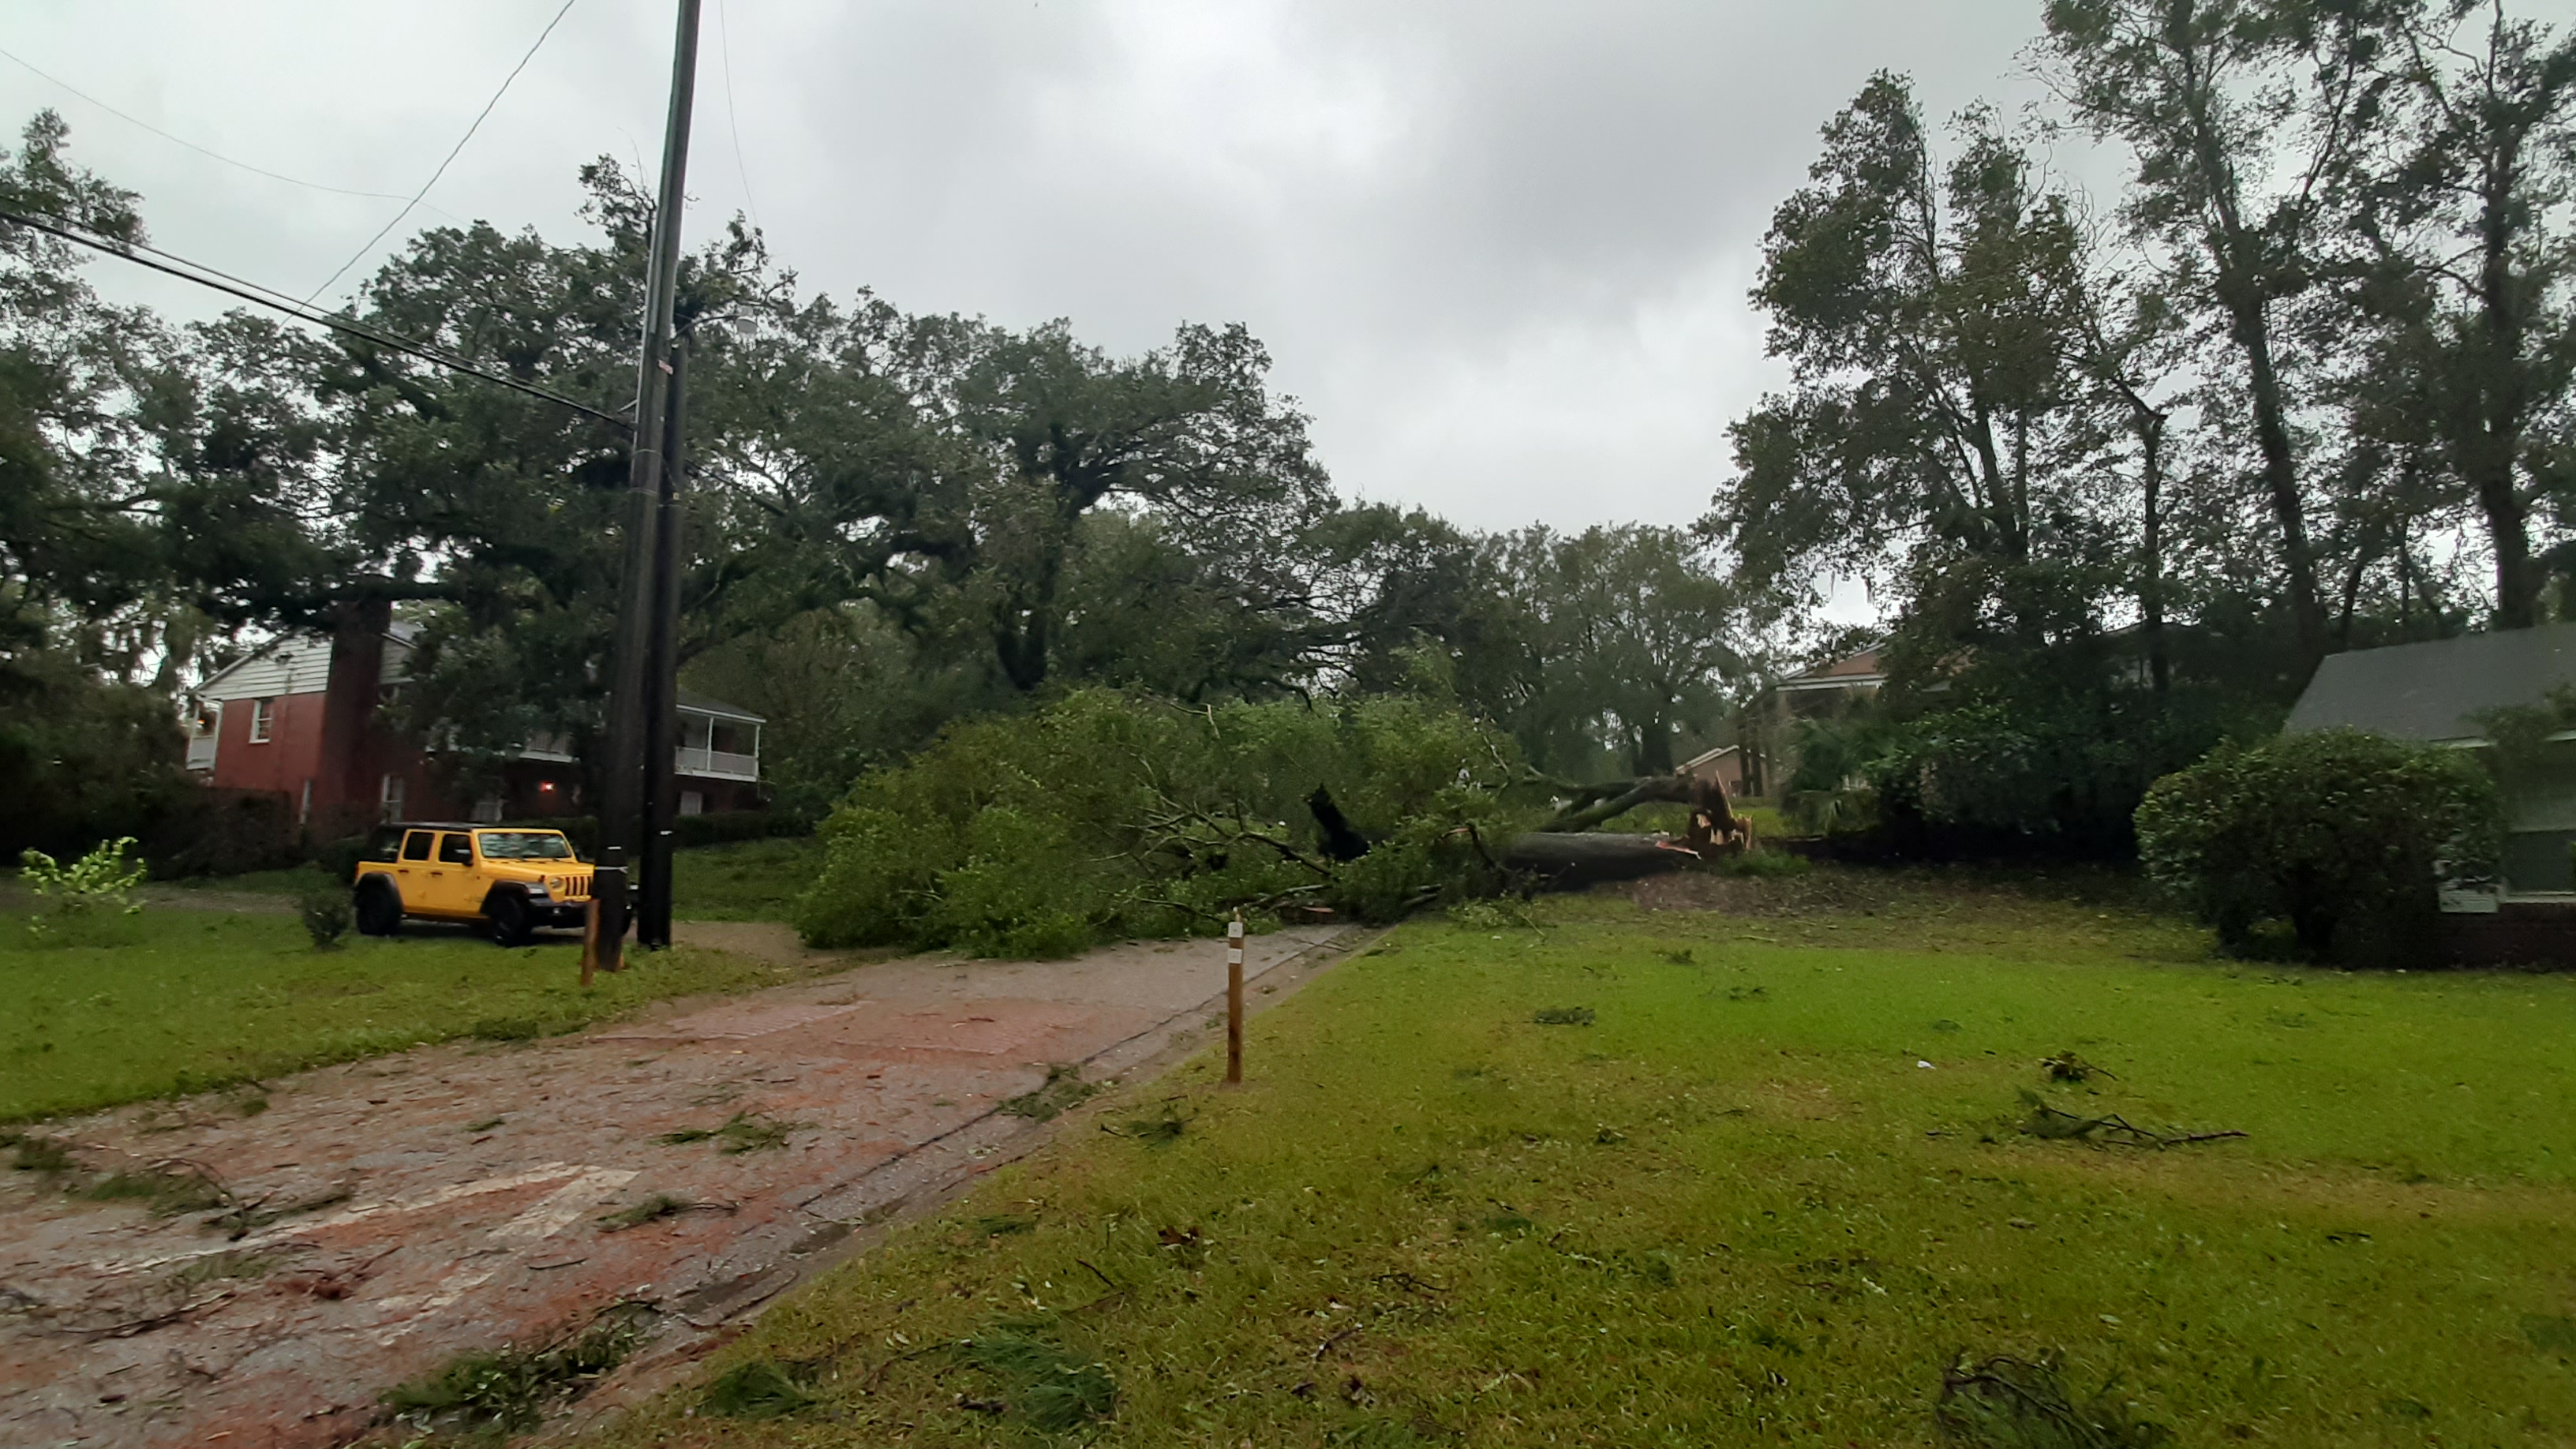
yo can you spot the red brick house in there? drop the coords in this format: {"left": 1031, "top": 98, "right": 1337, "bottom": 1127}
{"left": 184, "top": 603, "right": 763, "bottom": 839}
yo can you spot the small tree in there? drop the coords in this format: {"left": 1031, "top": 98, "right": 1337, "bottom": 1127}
{"left": 18, "top": 837, "right": 149, "bottom": 940}
{"left": 2134, "top": 731, "right": 2502, "bottom": 966}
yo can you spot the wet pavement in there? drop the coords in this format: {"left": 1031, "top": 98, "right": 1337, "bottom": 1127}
{"left": 0, "top": 922, "right": 1358, "bottom": 1446}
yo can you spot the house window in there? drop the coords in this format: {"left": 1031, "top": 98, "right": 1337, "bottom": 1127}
{"left": 679, "top": 790, "right": 705, "bottom": 818}
{"left": 249, "top": 698, "right": 277, "bottom": 743}
{"left": 472, "top": 795, "right": 504, "bottom": 823}
{"left": 380, "top": 773, "right": 406, "bottom": 822}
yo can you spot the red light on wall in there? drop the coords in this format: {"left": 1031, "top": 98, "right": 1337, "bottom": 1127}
{"left": 540, "top": 781, "right": 556, "bottom": 792}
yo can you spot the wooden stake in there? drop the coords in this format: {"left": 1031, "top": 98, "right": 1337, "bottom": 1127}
{"left": 1226, "top": 912, "right": 1245, "bottom": 1084}
{"left": 581, "top": 897, "right": 601, "bottom": 987}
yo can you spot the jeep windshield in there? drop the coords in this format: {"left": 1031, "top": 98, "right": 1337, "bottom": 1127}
{"left": 476, "top": 831, "right": 577, "bottom": 861}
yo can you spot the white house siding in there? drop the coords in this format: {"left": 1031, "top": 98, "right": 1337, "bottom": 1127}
{"left": 198, "top": 645, "right": 328, "bottom": 702}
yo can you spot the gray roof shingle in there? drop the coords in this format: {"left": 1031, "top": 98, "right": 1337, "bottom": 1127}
{"left": 2285, "top": 623, "right": 2576, "bottom": 741}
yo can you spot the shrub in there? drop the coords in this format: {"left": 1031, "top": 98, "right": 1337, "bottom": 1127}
{"left": 298, "top": 885, "right": 351, "bottom": 949}
{"left": 19, "top": 837, "right": 148, "bottom": 939}
{"left": 795, "top": 690, "right": 1538, "bottom": 955}
{"left": 2134, "top": 728, "right": 2501, "bottom": 966}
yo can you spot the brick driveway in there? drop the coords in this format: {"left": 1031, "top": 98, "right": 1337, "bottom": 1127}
{"left": 0, "top": 923, "right": 1357, "bottom": 1446}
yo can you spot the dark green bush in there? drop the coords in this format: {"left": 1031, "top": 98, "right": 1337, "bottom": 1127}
{"left": 2133, "top": 728, "right": 2502, "bottom": 966}
{"left": 1866, "top": 698, "right": 2205, "bottom": 852}
{"left": 298, "top": 886, "right": 351, "bottom": 949}
{"left": 795, "top": 690, "right": 1538, "bottom": 956}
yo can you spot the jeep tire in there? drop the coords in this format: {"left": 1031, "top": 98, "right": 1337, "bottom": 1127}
{"left": 487, "top": 890, "right": 534, "bottom": 948}
{"left": 354, "top": 879, "right": 402, "bottom": 937}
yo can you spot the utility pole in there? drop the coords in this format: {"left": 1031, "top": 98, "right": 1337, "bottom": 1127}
{"left": 638, "top": 341, "right": 687, "bottom": 949}
{"left": 594, "top": 0, "right": 701, "bottom": 971}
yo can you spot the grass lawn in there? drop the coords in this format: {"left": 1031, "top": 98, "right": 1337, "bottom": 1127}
{"left": 590, "top": 869, "right": 2576, "bottom": 1447}
{"left": 667, "top": 837, "right": 824, "bottom": 922}
{"left": 0, "top": 910, "right": 843, "bottom": 1122}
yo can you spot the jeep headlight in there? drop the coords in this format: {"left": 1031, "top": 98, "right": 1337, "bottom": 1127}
{"left": 527, "top": 882, "right": 552, "bottom": 899}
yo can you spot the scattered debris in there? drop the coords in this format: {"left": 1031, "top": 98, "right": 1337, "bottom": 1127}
{"left": 599, "top": 1193, "right": 739, "bottom": 1232}
{"left": 3, "top": 1133, "right": 77, "bottom": 1174}
{"left": 166, "top": 1251, "right": 275, "bottom": 1294}
{"left": 702, "top": 1357, "right": 826, "bottom": 1421}
{"left": 380, "top": 1302, "right": 656, "bottom": 1434}
{"left": 1935, "top": 1350, "right": 2170, "bottom": 1447}
{"left": 202, "top": 1185, "right": 350, "bottom": 1241}
{"left": 2041, "top": 1052, "right": 2114, "bottom": 1084}
{"left": 960, "top": 1324, "right": 1117, "bottom": 1432}
{"left": 1533, "top": 1006, "right": 1595, "bottom": 1027}
{"left": 1724, "top": 985, "right": 1768, "bottom": 1002}
{"left": 84, "top": 1160, "right": 230, "bottom": 1216}
{"left": 1104, "top": 1101, "right": 1193, "bottom": 1145}
{"left": 1001, "top": 1065, "right": 1102, "bottom": 1121}
{"left": 2018, "top": 1091, "right": 2245, "bottom": 1149}
{"left": 463, "top": 1116, "right": 505, "bottom": 1133}
{"left": 656, "top": 1111, "right": 810, "bottom": 1155}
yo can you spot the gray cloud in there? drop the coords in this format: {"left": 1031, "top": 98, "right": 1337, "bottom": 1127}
{"left": 9, "top": 1, "right": 2060, "bottom": 530}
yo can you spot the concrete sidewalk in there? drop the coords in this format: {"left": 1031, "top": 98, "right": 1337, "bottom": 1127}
{"left": 0, "top": 922, "right": 1358, "bottom": 1446}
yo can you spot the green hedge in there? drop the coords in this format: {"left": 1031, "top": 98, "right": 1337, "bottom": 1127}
{"left": 2133, "top": 728, "right": 2502, "bottom": 966}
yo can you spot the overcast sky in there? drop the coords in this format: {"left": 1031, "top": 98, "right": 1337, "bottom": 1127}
{"left": 8, "top": 2, "right": 2071, "bottom": 533}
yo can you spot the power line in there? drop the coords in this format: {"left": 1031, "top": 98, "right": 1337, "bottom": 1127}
{"left": 302, "top": 0, "right": 580, "bottom": 305}
{"left": 0, "top": 204, "right": 630, "bottom": 429}
{"left": 717, "top": 0, "right": 762, "bottom": 234}
{"left": 0, "top": 44, "right": 417, "bottom": 203}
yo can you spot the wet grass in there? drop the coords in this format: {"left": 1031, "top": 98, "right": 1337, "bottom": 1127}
{"left": 0, "top": 910, "right": 845, "bottom": 1121}
{"left": 587, "top": 868, "right": 2576, "bottom": 1447}
{"left": 665, "top": 837, "right": 826, "bottom": 922}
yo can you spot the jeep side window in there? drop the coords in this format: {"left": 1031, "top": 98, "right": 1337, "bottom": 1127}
{"left": 401, "top": 831, "right": 433, "bottom": 862}
{"left": 438, "top": 833, "right": 473, "bottom": 866}
{"left": 365, "top": 827, "right": 403, "bottom": 862}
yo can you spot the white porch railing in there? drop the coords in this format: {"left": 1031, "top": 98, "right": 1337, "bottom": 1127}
{"left": 676, "top": 746, "right": 758, "bottom": 781}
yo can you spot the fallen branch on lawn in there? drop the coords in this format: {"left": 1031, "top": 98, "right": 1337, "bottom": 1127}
{"left": 2017, "top": 1091, "right": 2246, "bottom": 1149}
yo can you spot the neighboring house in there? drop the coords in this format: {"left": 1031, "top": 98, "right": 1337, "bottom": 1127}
{"left": 2286, "top": 624, "right": 2576, "bottom": 901}
{"left": 1679, "top": 743, "right": 1755, "bottom": 797}
{"left": 1724, "top": 645, "right": 1886, "bottom": 798}
{"left": 185, "top": 602, "right": 763, "bottom": 838}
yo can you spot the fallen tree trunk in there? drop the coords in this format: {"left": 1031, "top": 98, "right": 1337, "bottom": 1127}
{"left": 1500, "top": 831, "right": 1704, "bottom": 888}
{"left": 1534, "top": 770, "right": 1744, "bottom": 850}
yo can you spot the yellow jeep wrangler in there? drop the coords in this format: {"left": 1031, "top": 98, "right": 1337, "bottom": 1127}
{"left": 352, "top": 822, "right": 594, "bottom": 946}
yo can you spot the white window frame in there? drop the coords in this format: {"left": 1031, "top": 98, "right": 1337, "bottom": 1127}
{"left": 380, "top": 773, "right": 405, "bottom": 822}
{"left": 249, "top": 697, "right": 277, "bottom": 743}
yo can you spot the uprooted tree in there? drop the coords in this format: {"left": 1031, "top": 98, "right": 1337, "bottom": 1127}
{"left": 792, "top": 689, "right": 1752, "bottom": 957}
